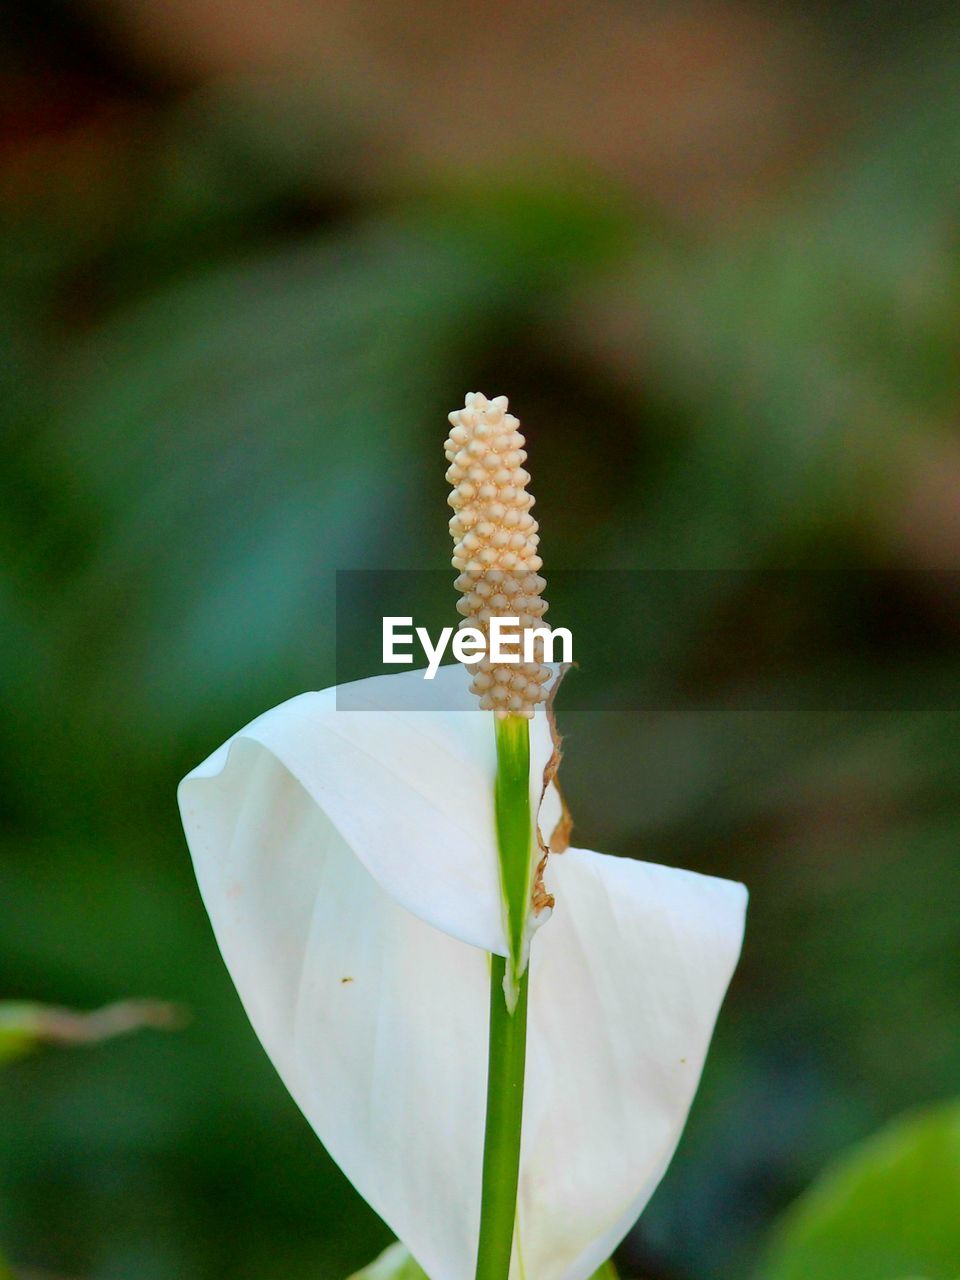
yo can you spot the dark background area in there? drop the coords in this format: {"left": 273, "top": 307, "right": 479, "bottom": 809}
{"left": 1, "top": 2, "right": 959, "bottom": 1277}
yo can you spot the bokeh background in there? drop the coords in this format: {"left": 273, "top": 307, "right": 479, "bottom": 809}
{"left": 2, "top": 2, "right": 960, "bottom": 1277}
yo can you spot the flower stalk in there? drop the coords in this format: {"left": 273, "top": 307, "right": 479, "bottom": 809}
{"left": 494, "top": 714, "right": 536, "bottom": 1008}
{"left": 475, "top": 954, "right": 529, "bottom": 1280}
{"left": 476, "top": 713, "right": 534, "bottom": 1280}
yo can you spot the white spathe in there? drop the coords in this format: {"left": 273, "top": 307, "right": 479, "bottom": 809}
{"left": 179, "top": 664, "right": 747, "bottom": 1280}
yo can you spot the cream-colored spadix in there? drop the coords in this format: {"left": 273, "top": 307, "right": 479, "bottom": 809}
{"left": 179, "top": 665, "right": 746, "bottom": 1280}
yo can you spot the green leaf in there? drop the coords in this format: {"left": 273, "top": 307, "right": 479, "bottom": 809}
{"left": 348, "top": 1243, "right": 427, "bottom": 1280}
{"left": 348, "top": 1243, "right": 619, "bottom": 1279}
{"left": 0, "top": 999, "right": 184, "bottom": 1067}
{"left": 761, "top": 1101, "right": 960, "bottom": 1280}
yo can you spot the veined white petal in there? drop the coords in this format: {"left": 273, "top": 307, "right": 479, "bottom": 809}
{"left": 179, "top": 683, "right": 746, "bottom": 1280}
{"left": 180, "top": 665, "right": 556, "bottom": 957}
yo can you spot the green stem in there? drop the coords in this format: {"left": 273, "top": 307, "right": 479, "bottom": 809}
{"left": 475, "top": 715, "right": 534, "bottom": 1280}
{"left": 475, "top": 956, "right": 529, "bottom": 1280}
{"left": 493, "top": 715, "right": 534, "bottom": 1004}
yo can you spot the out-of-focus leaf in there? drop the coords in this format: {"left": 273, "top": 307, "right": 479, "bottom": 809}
{"left": 574, "top": 33, "right": 960, "bottom": 579}
{"left": 0, "top": 1000, "right": 184, "bottom": 1067}
{"left": 761, "top": 1101, "right": 960, "bottom": 1280}
{"left": 0, "top": 182, "right": 629, "bottom": 815}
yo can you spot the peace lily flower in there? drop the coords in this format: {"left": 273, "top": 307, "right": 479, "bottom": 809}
{"left": 178, "top": 394, "right": 747, "bottom": 1280}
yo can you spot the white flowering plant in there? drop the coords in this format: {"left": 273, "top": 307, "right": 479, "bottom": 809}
{"left": 178, "top": 394, "right": 747, "bottom": 1280}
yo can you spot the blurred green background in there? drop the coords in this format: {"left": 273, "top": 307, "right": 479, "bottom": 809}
{"left": 2, "top": 2, "right": 960, "bottom": 1277}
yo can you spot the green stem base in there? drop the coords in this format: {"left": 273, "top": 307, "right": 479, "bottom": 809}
{"left": 474, "top": 955, "right": 529, "bottom": 1280}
